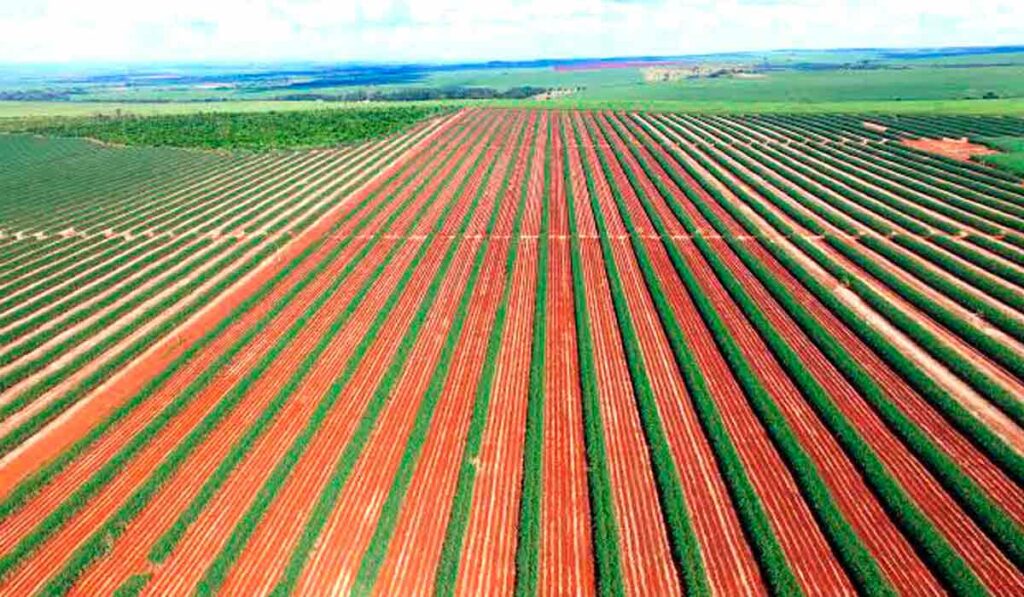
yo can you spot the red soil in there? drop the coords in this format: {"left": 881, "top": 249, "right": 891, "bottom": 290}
{"left": 370, "top": 117, "right": 527, "bottom": 595}
{"left": 202, "top": 114, "right": 505, "bottom": 595}
{"left": 67, "top": 122, "right": 481, "bottom": 593}
{"left": 533, "top": 113, "right": 595, "bottom": 595}
{"left": 3, "top": 108, "right": 1023, "bottom": 596}
{"left": 0, "top": 122, "right": 476, "bottom": 592}
{"left": 580, "top": 112, "right": 766, "bottom": 596}
{"left": 902, "top": 138, "right": 999, "bottom": 163}
{"left": 455, "top": 240, "right": 538, "bottom": 596}
{"left": 585, "top": 110, "right": 857, "bottom": 594}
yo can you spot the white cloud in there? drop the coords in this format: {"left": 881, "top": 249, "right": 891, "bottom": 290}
{"left": 0, "top": 0, "right": 1020, "bottom": 63}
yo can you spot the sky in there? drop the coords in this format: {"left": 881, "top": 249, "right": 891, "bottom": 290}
{"left": 0, "top": 0, "right": 1021, "bottom": 64}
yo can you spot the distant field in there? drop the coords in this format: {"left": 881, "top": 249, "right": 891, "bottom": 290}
{"left": 5, "top": 48, "right": 1024, "bottom": 113}
{"left": 3, "top": 95, "right": 1023, "bottom": 129}
{"left": 570, "top": 65, "right": 1024, "bottom": 103}
{"left": 431, "top": 63, "right": 1024, "bottom": 104}
{"left": 508, "top": 97, "right": 1024, "bottom": 115}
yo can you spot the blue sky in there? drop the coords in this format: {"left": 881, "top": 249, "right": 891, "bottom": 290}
{"left": 0, "top": 0, "right": 1021, "bottom": 64}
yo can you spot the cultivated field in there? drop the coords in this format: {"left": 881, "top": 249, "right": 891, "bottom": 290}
{"left": 0, "top": 108, "right": 1022, "bottom": 595}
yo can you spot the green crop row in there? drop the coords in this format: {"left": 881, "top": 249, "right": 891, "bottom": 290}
{"left": 836, "top": 142, "right": 1024, "bottom": 220}
{"left": 654, "top": 113, "right": 1024, "bottom": 478}
{"left": 353, "top": 131, "right": 513, "bottom": 595}
{"left": 727, "top": 140, "right": 1024, "bottom": 337}
{"left": 0, "top": 135, "right": 230, "bottom": 232}
{"left": 557, "top": 115, "right": 627, "bottom": 596}
{"left": 147, "top": 120, "right": 483, "bottom": 568}
{"left": 0, "top": 118, "right": 443, "bottom": 522}
{"left": 0, "top": 237, "right": 136, "bottom": 315}
{"left": 577, "top": 112, "right": 741, "bottom": 595}
{"left": 803, "top": 141, "right": 1024, "bottom": 236}
{"left": 770, "top": 139, "right": 1024, "bottom": 254}
{"left": 0, "top": 238, "right": 212, "bottom": 396}
{"left": 879, "top": 143, "right": 1024, "bottom": 197}
{"left": 0, "top": 236, "right": 168, "bottom": 334}
{"left": 631, "top": 113, "right": 1002, "bottom": 594}
{"left": 0, "top": 236, "right": 96, "bottom": 289}
{"left": 0, "top": 237, "right": 268, "bottom": 457}
{"left": 0, "top": 116, "right": 443, "bottom": 444}
{"left": 163, "top": 115, "right": 483, "bottom": 572}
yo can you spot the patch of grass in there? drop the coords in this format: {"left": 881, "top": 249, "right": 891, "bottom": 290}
{"left": 979, "top": 137, "right": 1024, "bottom": 176}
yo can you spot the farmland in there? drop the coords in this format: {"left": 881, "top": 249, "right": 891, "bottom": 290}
{"left": 1, "top": 106, "right": 1023, "bottom": 595}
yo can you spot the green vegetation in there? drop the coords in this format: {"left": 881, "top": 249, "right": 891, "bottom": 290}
{"left": 352, "top": 121, "right": 512, "bottom": 596}
{"left": 708, "top": 139, "right": 1024, "bottom": 424}
{"left": 190, "top": 117, "right": 497, "bottom": 596}
{"left": 0, "top": 115, "right": 445, "bottom": 582}
{"left": 0, "top": 115, "right": 426, "bottom": 456}
{"left": 0, "top": 238, "right": 268, "bottom": 456}
{"left": 193, "top": 117, "right": 495, "bottom": 595}
{"left": 1, "top": 159, "right": 411, "bottom": 588}
{"left": 5, "top": 104, "right": 449, "bottom": 150}
{"left": 636, "top": 114, "right": 1024, "bottom": 574}
{"left": 145, "top": 122, "right": 470, "bottom": 566}
{"left": 0, "top": 134, "right": 227, "bottom": 231}
{"left": 575, "top": 66, "right": 1024, "bottom": 103}
{"left": 513, "top": 115, "right": 548, "bottom": 597}
{"left": 34, "top": 117, "right": 486, "bottom": 593}
{"left": 979, "top": 136, "right": 1024, "bottom": 175}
